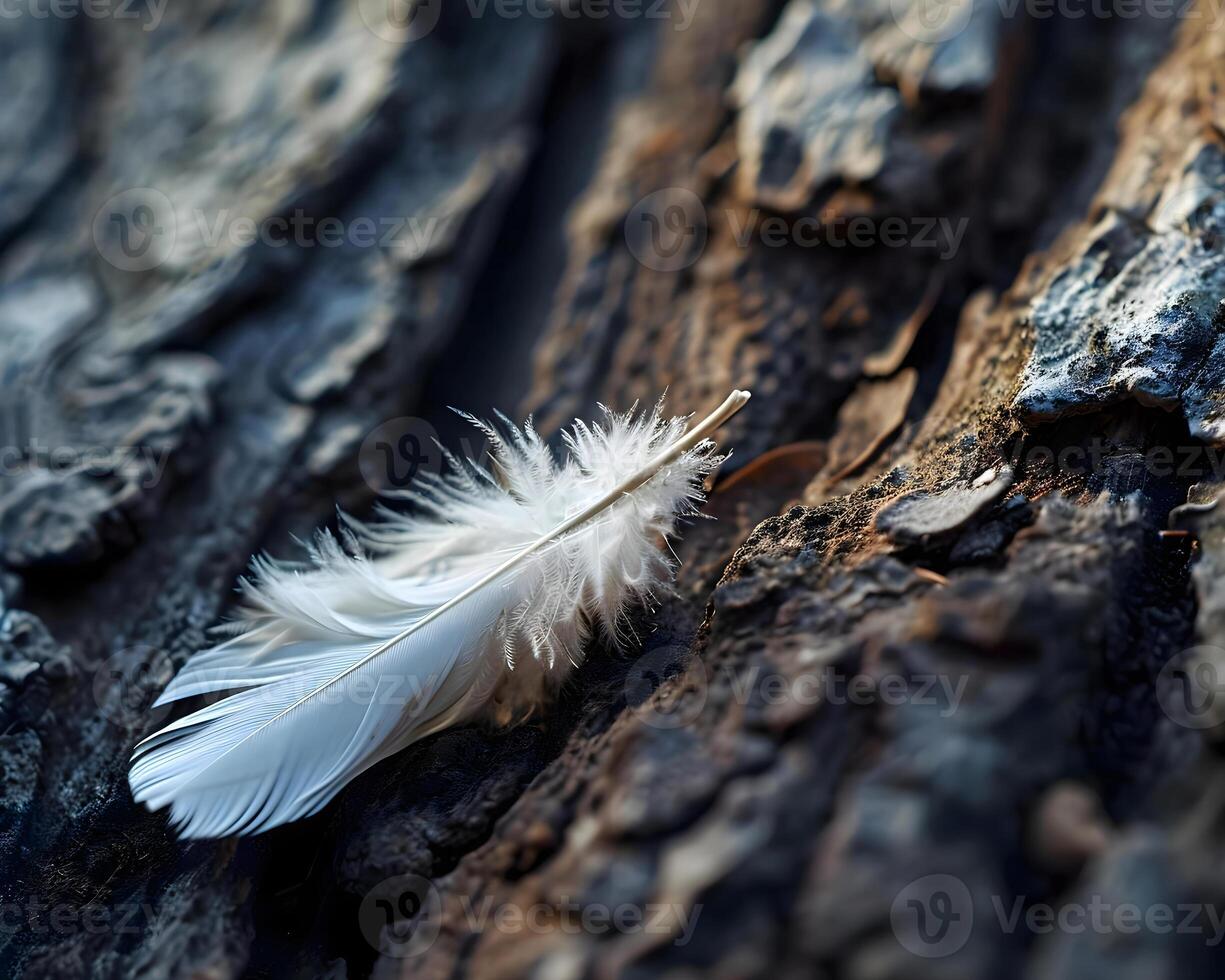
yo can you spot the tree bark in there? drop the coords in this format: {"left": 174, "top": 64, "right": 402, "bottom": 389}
{"left": 2, "top": 2, "right": 1224, "bottom": 978}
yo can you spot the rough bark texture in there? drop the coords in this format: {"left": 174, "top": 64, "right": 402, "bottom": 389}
{"left": 2, "top": 1, "right": 1225, "bottom": 978}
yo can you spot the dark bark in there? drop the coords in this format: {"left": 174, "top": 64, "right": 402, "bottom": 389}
{"left": 1, "top": 2, "right": 1224, "bottom": 978}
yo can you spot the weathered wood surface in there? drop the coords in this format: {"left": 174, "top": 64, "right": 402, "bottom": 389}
{"left": 2, "top": 1, "right": 1224, "bottom": 977}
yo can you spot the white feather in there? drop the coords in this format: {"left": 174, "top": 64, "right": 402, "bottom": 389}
{"left": 128, "top": 391, "right": 750, "bottom": 838}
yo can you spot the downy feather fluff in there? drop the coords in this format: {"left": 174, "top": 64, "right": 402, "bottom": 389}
{"left": 129, "top": 391, "right": 750, "bottom": 838}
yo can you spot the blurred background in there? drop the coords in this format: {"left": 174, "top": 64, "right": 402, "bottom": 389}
{"left": 2, "top": 1, "right": 1225, "bottom": 978}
